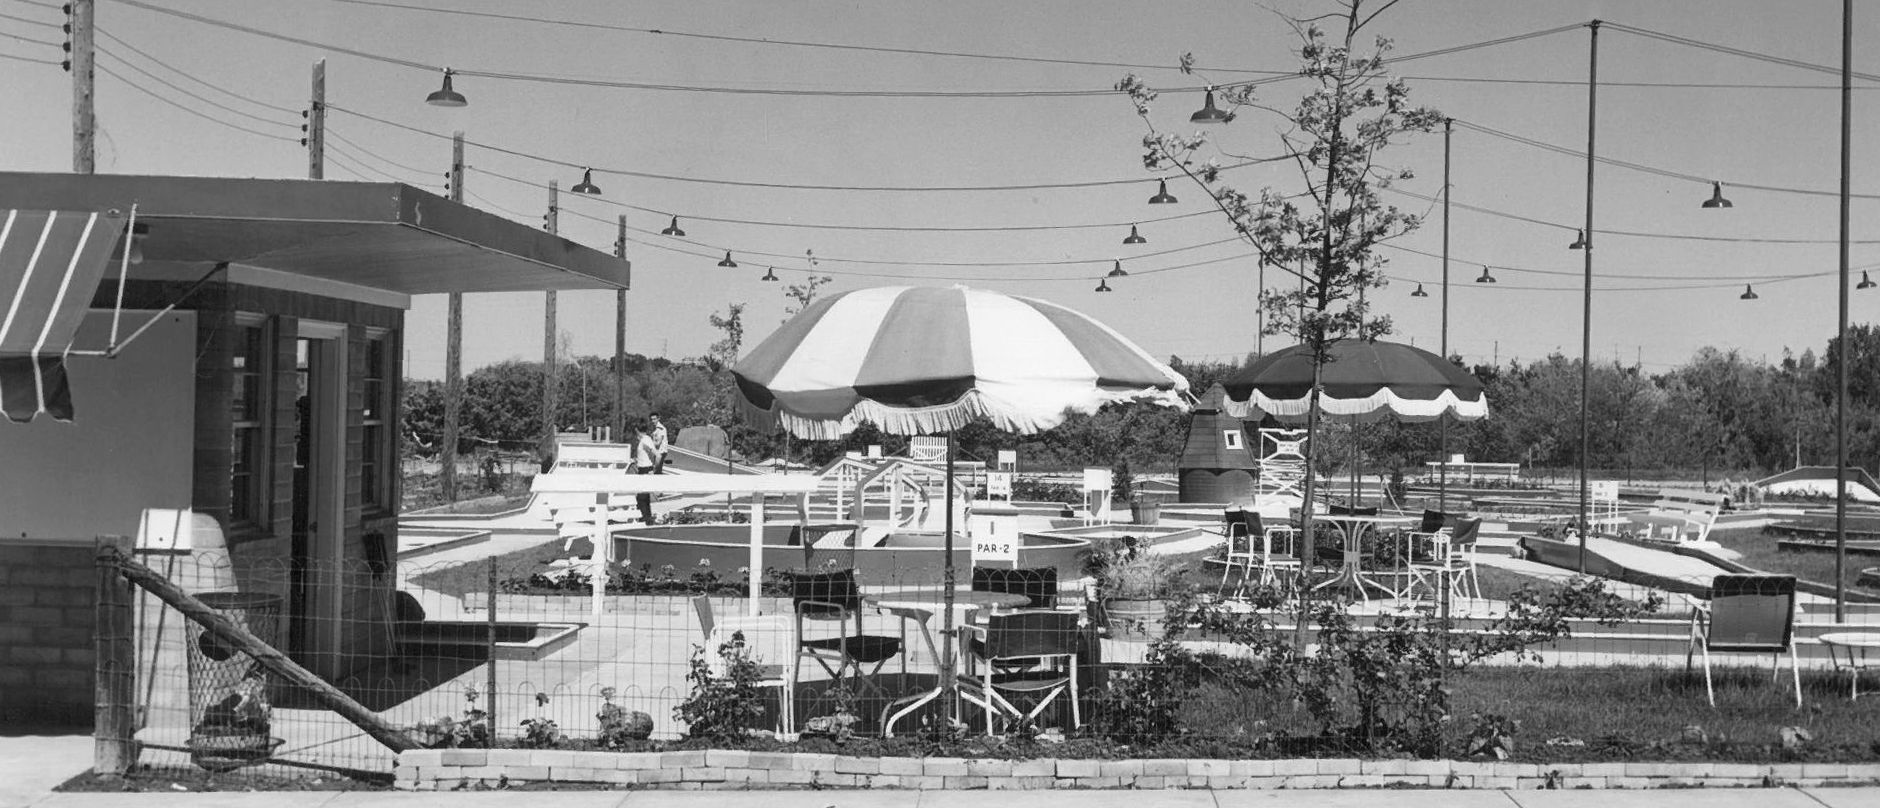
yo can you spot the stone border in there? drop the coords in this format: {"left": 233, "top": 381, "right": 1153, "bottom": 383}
{"left": 395, "top": 749, "right": 1880, "bottom": 791}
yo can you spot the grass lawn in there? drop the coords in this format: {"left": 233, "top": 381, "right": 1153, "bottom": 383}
{"left": 1708, "top": 525, "right": 1875, "bottom": 593}
{"left": 1181, "top": 664, "right": 1880, "bottom": 762}
{"left": 407, "top": 537, "right": 578, "bottom": 598}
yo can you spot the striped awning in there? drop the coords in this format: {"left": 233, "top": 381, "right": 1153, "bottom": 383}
{"left": 1, "top": 208, "right": 128, "bottom": 422}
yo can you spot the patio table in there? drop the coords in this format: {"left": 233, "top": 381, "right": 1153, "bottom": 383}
{"left": 866, "top": 589, "right": 1030, "bottom": 735}
{"left": 1820, "top": 632, "right": 1880, "bottom": 700}
{"left": 1307, "top": 514, "right": 1414, "bottom": 601}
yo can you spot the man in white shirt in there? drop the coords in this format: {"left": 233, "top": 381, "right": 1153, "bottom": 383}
{"left": 648, "top": 412, "right": 669, "bottom": 473}
{"left": 631, "top": 419, "right": 659, "bottom": 524}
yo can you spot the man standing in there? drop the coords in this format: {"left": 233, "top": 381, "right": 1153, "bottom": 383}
{"left": 631, "top": 418, "right": 659, "bottom": 525}
{"left": 648, "top": 412, "right": 669, "bottom": 473}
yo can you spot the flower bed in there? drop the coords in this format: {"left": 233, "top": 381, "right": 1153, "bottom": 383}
{"left": 393, "top": 748, "right": 1880, "bottom": 790}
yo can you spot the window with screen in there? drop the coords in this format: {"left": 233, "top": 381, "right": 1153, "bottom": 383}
{"left": 230, "top": 319, "right": 268, "bottom": 526}
{"left": 361, "top": 331, "right": 392, "bottom": 511}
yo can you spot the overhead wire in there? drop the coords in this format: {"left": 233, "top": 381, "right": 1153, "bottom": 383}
{"left": 93, "top": 45, "right": 300, "bottom": 129}
{"left": 95, "top": 62, "right": 300, "bottom": 142}
{"left": 329, "top": 0, "right": 1292, "bottom": 77}
{"left": 326, "top": 103, "right": 1287, "bottom": 191}
{"left": 93, "top": 26, "right": 301, "bottom": 115}
{"left": 0, "top": 49, "right": 54, "bottom": 64}
{"left": 0, "top": 9, "right": 55, "bottom": 28}
{"left": 0, "top": 28, "right": 55, "bottom": 47}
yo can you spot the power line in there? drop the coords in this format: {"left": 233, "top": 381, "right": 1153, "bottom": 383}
{"left": 0, "top": 48, "right": 54, "bottom": 65}
{"left": 94, "top": 26, "right": 301, "bottom": 115}
{"left": 96, "top": 63, "right": 300, "bottom": 143}
{"left": 325, "top": 129, "right": 439, "bottom": 179}
{"left": 94, "top": 46, "right": 298, "bottom": 129}
{"left": 1385, "top": 185, "right": 1880, "bottom": 245}
{"left": 0, "top": 10, "right": 55, "bottom": 28}
{"left": 0, "top": 28, "right": 54, "bottom": 47}
{"left": 1606, "top": 21, "right": 1880, "bottom": 83}
{"left": 327, "top": 103, "right": 1286, "bottom": 192}
{"left": 1455, "top": 118, "right": 1880, "bottom": 201}
{"left": 329, "top": 0, "right": 1292, "bottom": 77}
{"left": 465, "top": 163, "right": 1221, "bottom": 233}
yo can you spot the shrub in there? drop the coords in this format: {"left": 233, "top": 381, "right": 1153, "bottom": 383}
{"left": 413, "top": 687, "right": 492, "bottom": 749}
{"left": 674, "top": 632, "right": 769, "bottom": 741}
{"left": 595, "top": 687, "right": 653, "bottom": 749}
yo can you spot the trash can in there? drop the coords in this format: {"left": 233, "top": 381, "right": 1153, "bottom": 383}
{"left": 1131, "top": 500, "right": 1162, "bottom": 525}
{"left": 186, "top": 592, "right": 283, "bottom": 772}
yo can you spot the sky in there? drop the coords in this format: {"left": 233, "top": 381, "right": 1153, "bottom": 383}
{"left": 5, "top": 0, "right": 1880, "bottom": 379}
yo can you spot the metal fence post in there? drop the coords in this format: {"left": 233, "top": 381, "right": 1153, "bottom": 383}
{"left": 486, "top": 556, "right": 498, "bottom": 743}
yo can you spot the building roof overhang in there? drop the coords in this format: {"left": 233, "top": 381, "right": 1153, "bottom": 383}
{"left": 0, "top": 172, "right": 628, "bottom": 295}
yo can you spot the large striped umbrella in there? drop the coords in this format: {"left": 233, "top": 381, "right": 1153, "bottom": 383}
{"left": 732, "top": 285, "right": 1186, "bottom": 724}
{"left": 1220, "top": 338, "right": 1488, "bottom": 424}
{"left": 732, "top": 285, "right": 1189, "bottom": 440}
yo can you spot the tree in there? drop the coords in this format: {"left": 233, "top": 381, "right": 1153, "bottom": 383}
{"left": 706, "top": 303, "right": 746, "bottom": 372}
{"left": 782, "top": 275, "right": 833, "bottom": 321}
{"left": 1120, "top": 0, "right": 1440, "bottom": 530}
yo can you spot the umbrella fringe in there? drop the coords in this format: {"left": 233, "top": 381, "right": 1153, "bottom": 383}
{"left": 1222, "top": 387, "right": 1489, "bottom": 424}
{"left": 737, "top": 387, "right": 1189, "bottom": 439}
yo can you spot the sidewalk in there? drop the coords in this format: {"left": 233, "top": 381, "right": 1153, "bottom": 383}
{"left": 14, "top": 783, "right": 1880, "bottom": 808}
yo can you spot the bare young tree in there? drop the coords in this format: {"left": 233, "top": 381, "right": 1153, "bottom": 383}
{"left": 1118, "top": 0, "right": 1441, "bottom": 539}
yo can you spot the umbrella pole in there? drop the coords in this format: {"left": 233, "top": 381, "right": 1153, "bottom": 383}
{"left": 939, "top": 432, "right": 959, "bottom": 726}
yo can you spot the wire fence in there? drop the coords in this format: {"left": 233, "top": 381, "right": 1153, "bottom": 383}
{"left": 96, "top": 512, "right": 1880, "bottom": 786}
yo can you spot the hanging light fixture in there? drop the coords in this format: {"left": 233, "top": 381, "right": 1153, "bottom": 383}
{"left": 425, "top": 67, "right": 467, "bottom": 107}
{"left": 1190, "top": 87, "right": 1231, "bottom": 124}
{"left": 1107, "top": 259, "right": 1128, "bottom": 278}
{"left": 717, "top": 251, "right": 738, "bottom": 268}
{"left": 1701, "top": 181, "right": 1733, "bottom": 209}
{"left": 660, "top": 216, "right": 686, "bottom": 237}
{"left": 1411, "top": 283, "right": 1429, "bottom": 298}
{"left": 1568, "top": 229, "right": 1587, "bottom": 250}
{"left": 1122, "top": 224, "right": 1146, "bottom": 244}
{"left": 1147, "top": 179, "right": 1178, "bottom": 205}
{"left": 1740, "top": 284, "right": 1759, "bottom": 300}
{"left": 760, "top": 267, "right": 779, "bottom": 282}
{"left": 1475, "top": 266, "right": 1497, "bottom": 284}
{"left": 1859, "top": 271, "right": 1876, "bottom": 290}
{"left": 570, "top": 168, "right": 601, "bottom": 195}
{"left": 1095, "top": 278, "right": 1112, "bottom": 293}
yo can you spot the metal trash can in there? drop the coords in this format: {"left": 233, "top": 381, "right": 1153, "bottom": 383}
{"left": 186, "top": 592, "right": 283, "bottom": 771}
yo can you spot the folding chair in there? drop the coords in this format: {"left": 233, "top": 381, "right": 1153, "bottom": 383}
{"left": 959, "top": 610, "right": 1082, "bottom": 734}
{"left": 1404, "top": 513, "right": 1482, "bottom": 602}
{"left": 1686, "top": 574, "right": 1801, "bottom": 707}
{"left": 787, "top": 569, "right": 903, "bottom": 701}
{"left": 690, "top": 595, "right": 794, "bottom": 734}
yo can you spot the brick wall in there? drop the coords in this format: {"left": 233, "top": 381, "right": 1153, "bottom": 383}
{"left": 0, "top": 539, "right": 100, "bottom": 727}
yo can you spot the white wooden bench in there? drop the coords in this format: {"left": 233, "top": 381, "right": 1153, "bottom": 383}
{"left": 1630, "top": 489, "right": 1727, "bottom": 543}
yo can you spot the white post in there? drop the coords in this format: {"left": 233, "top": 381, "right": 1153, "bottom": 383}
{"left": 748, "top": 494, "right": 765, "bottom": 616}
{"left": 591, "top": 493, "right": 610, "bottom": 621}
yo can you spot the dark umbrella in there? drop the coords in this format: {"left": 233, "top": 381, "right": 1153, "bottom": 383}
{"left": 1219, "top": 338, "right": 1487, "bottom": 424}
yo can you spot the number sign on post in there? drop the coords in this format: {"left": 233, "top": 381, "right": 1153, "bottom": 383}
{"left": 972, "top": 517, "right": 1018, "bottom": 565}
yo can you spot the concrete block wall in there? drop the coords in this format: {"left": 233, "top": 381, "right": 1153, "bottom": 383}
{"left": 0, "top": 539, "right": 98, "bottom": 727}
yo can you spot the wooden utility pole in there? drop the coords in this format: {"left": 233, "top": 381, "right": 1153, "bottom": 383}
{"left": 71, "top": 0, "right": 95, "bottom": 173}
{"left": 543, "top": 181, "right": 560, "bottom": 446}
{"left": 93, "top": 537, "right": 135, "bottom": 776}
{"left": 442, "top": 132, "right": 465, "bottom": 501}
{"left": 306, "top": 60, "right": 325, "bottom": 179}
{"left": 614, "top": 216, "right": 628, "bottom": 444}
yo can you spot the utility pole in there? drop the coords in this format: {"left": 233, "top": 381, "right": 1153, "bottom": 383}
{"left": 1577, "top": 20, "right": 1601, "bottom": 575}
{"left": 71, "top": 0, "right": 95, "bottom": 173}
{"left": 306, "top": 60, "right": 325, "bottom": 179}
{"left": 1835, "top": 0, "right": 1853, "bottom": 620}
{"left": 614, "top": 216, "right": 629, "bottom": 444}
{"left": 442, "top": 132, "right": 465, "bottom": 502}
{"left": 543, "top": 181, "right": 560, "bottom": 449}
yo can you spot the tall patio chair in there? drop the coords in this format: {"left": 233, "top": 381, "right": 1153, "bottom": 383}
{"left": 1685, "top": 574, "right": 1801, "bottom": 707}
{"left": 1403, "top": 513, "right": 1483, "bottom": 603}
{"left": 786, "top": 569, "right": 904, "bottom": 702}
{"left": 958, "top": 609, "right": 1083, "bottom": 734}
{"left": 690, "top": 595, "right": 794, "bottom": 734}
{"left": 1220, "top": 509, "right": 1302, "bottom": 594}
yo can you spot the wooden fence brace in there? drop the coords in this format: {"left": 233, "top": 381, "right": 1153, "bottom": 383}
{"left": 94, "top": 536, "right": 138, "bottom": 777}
{"left": 100, "top": 544, "right": 419, "bottom": 753}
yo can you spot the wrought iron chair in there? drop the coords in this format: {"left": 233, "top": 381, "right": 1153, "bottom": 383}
{"left": 1220, "top": 509, "right": 1302, "bottom": 595}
